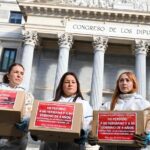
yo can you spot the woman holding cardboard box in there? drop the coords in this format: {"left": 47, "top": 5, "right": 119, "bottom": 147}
{"left": 0, "top": 63, "right": 33, "bottom": 150}
{"left": 89, "top": 71, "right": 150, "bottom": 150}
{"left": 40, "top": 72, "right": 93, "bottom": 150}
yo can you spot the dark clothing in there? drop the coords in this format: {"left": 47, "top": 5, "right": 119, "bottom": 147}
{"left": 40, "top": 141, "right": 85, "bottom": 150}
{"left": 102, "top": 145, "right": 140, "bottom": 150}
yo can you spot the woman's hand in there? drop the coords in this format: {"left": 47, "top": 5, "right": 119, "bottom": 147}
{"left": 15, "top": 117, "right": 29, "bottom": 133}
{"left": 74, "top": 129, "right": 87, "bottom": 145}
{"left": 134, "top": 132, "right": 150, "bottom": 148}
{"left": 88, "top": 131, "right": 98, "bottom": 146}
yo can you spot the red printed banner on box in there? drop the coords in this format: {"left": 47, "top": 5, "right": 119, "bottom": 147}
{"left": 35, "top": 102, "right": 75, "bottom": 129}
{"left": 0, "top": 90, "right": 17, "bottom": 109}
{"left": 98, "top": 112, "right": 136, "bottom": 141}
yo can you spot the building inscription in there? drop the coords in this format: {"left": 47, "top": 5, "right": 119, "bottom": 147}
{"left": 66, "top": 20, "right": 150, "bottom": 39}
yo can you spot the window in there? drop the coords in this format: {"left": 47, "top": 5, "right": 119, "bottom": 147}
{"left": 9, "top": 11, "right": 22, "bottom": 24}
{"left": 0, "top": 48, "right": 16, "bottom": 72}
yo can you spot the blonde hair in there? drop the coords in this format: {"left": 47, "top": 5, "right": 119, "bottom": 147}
{"left": 110, "top": 71, "right": 138, "bottom": 111}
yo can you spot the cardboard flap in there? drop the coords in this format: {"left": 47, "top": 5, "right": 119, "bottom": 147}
{"left": 0, "top": 90, "right": 25, "bottom": 137}
{"left": 92, "top": 111, "right": 98, "bottom": 137}
{"left": 0, "top": 123, "right": 24, "bottom": 137}
{"left": 144, "top": 109, "right": 150, "bottom": 132}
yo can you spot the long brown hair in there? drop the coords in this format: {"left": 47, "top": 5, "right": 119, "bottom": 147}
{"left": 110, "top": 71, "right": 138, "bottom": 111}
{"left": 53, "top": 72, "right": 84, "bottom": 101}
{"left": 2, "top": 63, "right": 24, "bottom": 83}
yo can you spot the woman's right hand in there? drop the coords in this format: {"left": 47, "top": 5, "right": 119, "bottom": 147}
{"left": 88, "top": 131, "right": 98, "bottom": 146}
{"left": 134, "top": 132, "right": 150, "bottom": 148}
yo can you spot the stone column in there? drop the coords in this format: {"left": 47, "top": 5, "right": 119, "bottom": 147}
{"left": 0, "top": 41, "right": 3, "bottom": 58}
{"left": 53, "top": 33, "right": 73, "bottom": 96}
{"left": 90, "top": 36, "right": 108, "bottom": 110}
{"left": 135, "top": 39, "right": 149, "bottom": 98}
{"left": 21, "top": 30, "right": 38, "bottom": 91}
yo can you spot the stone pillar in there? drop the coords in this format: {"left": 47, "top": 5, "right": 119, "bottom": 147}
{"left": 53, "top": 33, "right": 73, "bottom": 96}
{"left": 90, "top": 36, "right": 108, "bottom": 110}
{"left": 21, "top": 30, "right": 38, "bottom": 91}
{"left": 0, "top": 40, "right": 3, "bottom": 58}
{"left": 135, "top": 39, "right": 149, "bottom": 98}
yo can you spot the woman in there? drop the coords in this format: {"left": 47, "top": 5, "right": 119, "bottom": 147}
{"left": 0, "top": 63, "right": 34, "bottom": 150}
{"left": 101, "top": 71, "right": 150, "bottom": 111}
{"left": 89, "top": 71, "right": 150, "bottom": 150}
{"left": 40, "top": 72, "right": 93, "bottom": 150}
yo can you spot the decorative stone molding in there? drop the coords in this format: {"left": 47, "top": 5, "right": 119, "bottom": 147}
{"left": 23, "top": 30, "right": 38, "bottom": 46}
{"left": 61, "top": 17, "right": 70, "bottom": 26}
{"left": 135, "top": 39, "right": 150, "bottom": 55}
{"left": 60, "top": 0, "right": 149, "bottom": 11}
{"left": 61, "top": 0, "right": 115, "bottom": 8}
{"left": 18, "top": 2, "right": 150, "bottom": 24}
{"left": 93, "top": 36, "right": 108, "bottom": 52}
{"left": 18, "top": 0, "right": 150, "bottom": 12}
{"left": 58, "top": 33, "right": 73, "bottom": 48}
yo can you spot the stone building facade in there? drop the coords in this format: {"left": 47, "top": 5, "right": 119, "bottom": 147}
{"left": 0, "top": 0, "right": 150, "bottom": 149}
{"left": 0, "top": 0, "right": 150, "bottom": 108}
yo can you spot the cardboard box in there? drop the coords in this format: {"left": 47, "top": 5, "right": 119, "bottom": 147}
{"left": 0, "top": 90, "right": 25, "bottom": 137}
{"left": 29, "top": 100, "right": 83, "bottom": 142}
{"left": 92, "top": 109, "right": 150, "bottom": 146}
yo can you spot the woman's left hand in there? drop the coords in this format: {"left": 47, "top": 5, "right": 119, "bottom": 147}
{"left": 87, "top": 131, "right": 98, "bottom": 146}
{"left": 134, "top": 132, "right": 150, "bottom": 148}
{"left": 15, "top": 117, "right": 29, "bottom": 133}
{"left": 74, "top": 129, "right": 87, "bottom": 145}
